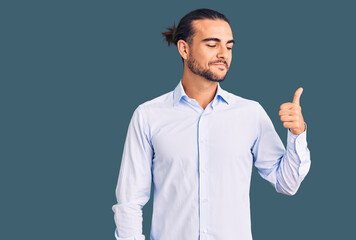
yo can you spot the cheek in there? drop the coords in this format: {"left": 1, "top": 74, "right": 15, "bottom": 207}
{"left": 198, "top": 50, "right": 214, "bottom": 63}
{"left": 227, "top": 55, "right": 232, "bottom": 66}
{"left": 202, "top": 54, "right": 213, "bottom": 66}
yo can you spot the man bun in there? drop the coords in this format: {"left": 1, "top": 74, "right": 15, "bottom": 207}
{"left": 161, "top": 23, "right": 177, "bottom": 46}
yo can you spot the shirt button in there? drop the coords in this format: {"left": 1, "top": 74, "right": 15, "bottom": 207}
{"left": 200, "top": 139, "right": 204, "bottom": 144}
{"left": 202, "top": 169, "right": 206, "bottom": 173}
{"left": 203, "top": 229, "right": 207, "bottom": 233}
{"left": 290, "top": 139, "right": 294, "bottom": 143}
{"left": 202, "top": 198, "right": 208, "bottom": 203}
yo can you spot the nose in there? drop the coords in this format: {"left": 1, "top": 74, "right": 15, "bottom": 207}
{"left": 217, "top": 46, "right": 229, "bottom": 60}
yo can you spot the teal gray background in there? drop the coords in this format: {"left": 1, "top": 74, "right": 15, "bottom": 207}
{"left": 1, "top": 0, "right": 355, "bottom": 239}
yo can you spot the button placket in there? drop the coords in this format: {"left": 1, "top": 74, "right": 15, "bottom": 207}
{"left": 197, "top": 112, "right": 209, "bottom": 239}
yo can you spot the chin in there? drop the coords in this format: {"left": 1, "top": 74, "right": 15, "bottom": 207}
{"left": 213, "top": 76, "right": 226, "bottom": 82}
{"left": 216, "top": 73, "right": 227, "bottom": 79}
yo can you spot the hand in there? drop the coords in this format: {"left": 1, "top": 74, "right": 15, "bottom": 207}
{"left": 279, "top": 88, "right": 306, "bottom": 135}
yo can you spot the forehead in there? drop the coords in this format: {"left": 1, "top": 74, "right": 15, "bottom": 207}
{"left": 191, "top": 19, "right": 233, "bottom": 41}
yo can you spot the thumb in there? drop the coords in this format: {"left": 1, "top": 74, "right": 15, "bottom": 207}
{"left": 292, "top": 87, "right": 303, "bottom": 105}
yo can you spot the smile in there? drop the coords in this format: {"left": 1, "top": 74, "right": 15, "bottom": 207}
{"left": 212, "top": 64, "right": 226, "bottom": 68}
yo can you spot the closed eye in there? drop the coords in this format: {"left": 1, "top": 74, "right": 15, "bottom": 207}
{"left": 207, "top": 45, "right": 233, "bottom": 50}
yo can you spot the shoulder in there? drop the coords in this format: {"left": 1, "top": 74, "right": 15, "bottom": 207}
{"left": 223, "top": 89, "right": 261, "bottom": 111}
{"left": 134, "top": 90, "right": 174, "bottom": 115}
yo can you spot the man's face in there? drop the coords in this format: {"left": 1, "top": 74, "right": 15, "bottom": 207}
{"left": 186, "top": 19, "right": 234, "bottom": 82}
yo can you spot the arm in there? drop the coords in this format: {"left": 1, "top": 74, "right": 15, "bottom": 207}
{"left": 251, "top": 103, "right": 311, "bottom": 195}
{"left": 112, "top": 105, "right": 153, "bottom": 239}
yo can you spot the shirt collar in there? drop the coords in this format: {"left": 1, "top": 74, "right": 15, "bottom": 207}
{"left": 173, "top": 79, "right": 229, "bottom": 107}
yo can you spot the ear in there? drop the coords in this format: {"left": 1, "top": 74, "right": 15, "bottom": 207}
{"left": 177, "top": 40, "right": 189, "bottom": 60}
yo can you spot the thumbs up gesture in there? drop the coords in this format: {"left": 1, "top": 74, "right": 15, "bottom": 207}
{"left": 279, "top": 88, "right": 306, "bottom": 135}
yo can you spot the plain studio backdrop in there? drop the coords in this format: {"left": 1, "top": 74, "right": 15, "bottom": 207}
{"left": 1, "top": 0, "right": 355, "bottom": 239}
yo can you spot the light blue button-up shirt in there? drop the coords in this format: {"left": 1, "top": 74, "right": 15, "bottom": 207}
{"left": 112, "top": 79, "right": 311, "bottom": 240}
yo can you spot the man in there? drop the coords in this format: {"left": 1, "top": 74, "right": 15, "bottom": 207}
{"left": 112, "top": 8, "right": 311, "bottom": 240}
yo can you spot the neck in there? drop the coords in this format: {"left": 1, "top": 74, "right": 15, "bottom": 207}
{"left": 181, "top": 69, "right": 218, "bottom": 110}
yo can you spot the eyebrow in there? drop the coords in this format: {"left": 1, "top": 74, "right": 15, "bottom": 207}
{"left": 201, "top": 38, "right": 235, "bottom": 44}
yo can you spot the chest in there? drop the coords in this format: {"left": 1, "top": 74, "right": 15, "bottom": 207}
{"left": 150, "top": 109, "right": 257, "bottom": 165}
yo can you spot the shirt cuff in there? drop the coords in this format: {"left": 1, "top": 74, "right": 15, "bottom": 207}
{"left": 287, "top": 122, "right": 310, "bottom": 176}
{"left": 115, "top": 229, "right": 145, "bottom": 240}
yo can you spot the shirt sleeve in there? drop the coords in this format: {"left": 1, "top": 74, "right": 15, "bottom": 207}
{"left": 112, "top": 105, "right": 153, "bottom": 239}
{"left": 251, "top": 103, "right": 311, "bottom": 196}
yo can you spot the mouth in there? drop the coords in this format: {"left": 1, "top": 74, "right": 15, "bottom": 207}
{"left": 212, "top": 63, "right": 227, "bottom": 69}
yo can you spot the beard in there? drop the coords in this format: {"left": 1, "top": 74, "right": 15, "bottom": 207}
{"left": 186, "top": 52, "right": 229, "bottom": 82}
